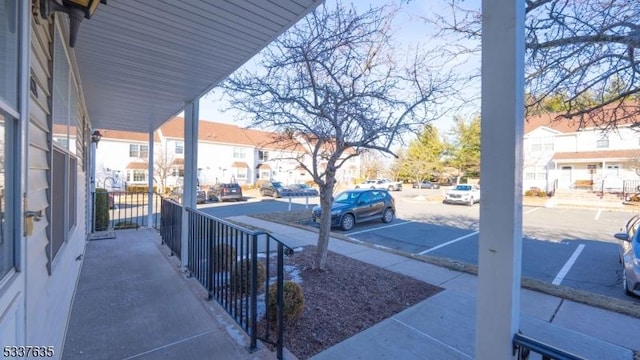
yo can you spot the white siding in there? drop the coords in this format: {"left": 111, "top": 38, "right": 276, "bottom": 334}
{"left": 22, "top": 14, "right": 88, "bottom": 356}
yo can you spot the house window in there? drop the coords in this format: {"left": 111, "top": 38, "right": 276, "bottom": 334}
{"left": 236, "top": 168, "right": 247, "bottom": 179}
{"left": 233, "top": 147, "right": 246, "bottom": 159}
{"left": 133, "top": 170, "right": 146, "bottom": 182}
{"left": 175, "top": 141, "right": 184, "bottom": 155}
{"left": 524, "top": 166, "right": 546, "bottom": 180}
{"left": 530, "top": 136, "right": 553, "bottom": 152}
{"left": 596, "top": 137, "right": 609, "bottom": 148}
{"left": 172, "top": 167, "right": 184, "bottom": 177}
{"left": 259, "top": 150, "right": 269, "bottom": 161}
{"left": 0, "top": 2, "right": 21, "bottom": 279}
{"left": 129, "top": 144, "right": 149, "bottom": 158}
{"left": 50, "top": 27, "right": 79, "bottom": 263}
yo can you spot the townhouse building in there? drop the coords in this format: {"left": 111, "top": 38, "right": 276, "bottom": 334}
{"left": 523, "top": 110, "right": 640, "bottom": 192}
{"left": 93, "top": 117, "right": 361, "bottom": 190}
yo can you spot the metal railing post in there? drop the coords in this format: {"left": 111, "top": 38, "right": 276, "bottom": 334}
{"left": 249, "top": 233, "right": 259, "bottom": 352}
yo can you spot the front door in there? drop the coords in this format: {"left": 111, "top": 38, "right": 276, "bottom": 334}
{"left": 560, "top": 166, "right": 572, "bottom": 189}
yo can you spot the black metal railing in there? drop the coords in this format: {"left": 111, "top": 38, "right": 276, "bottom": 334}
{"left": 513, "top": 333, "right": 584, "bottom": 360}
{"left": 158, "top": 201, "right": 294, "bottom": 358}
{"left": 622, "top": 180, "right": 640, "bottom": 200}
{"left": 184, "top": 207, "right": 293, "bottom": 359}
{"left": 160, "top": 197, "right": 182, "bottom": 258}
{"left": 92, "top": 191, "right": 162, "bottom": 231}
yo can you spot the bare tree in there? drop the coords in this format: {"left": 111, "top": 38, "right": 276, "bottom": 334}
{"left": 359, "top": 151, "right": 384, "bottom": 180}
{"left": 425, "top": 0, "right": 640, "bottom": 129}
{"left": 223, "top": 1, "right": 457, "bottom": 270}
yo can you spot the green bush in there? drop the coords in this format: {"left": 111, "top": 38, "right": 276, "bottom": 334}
{"left": 94, "top": 188, "right": 110, "bottom": 231}
{"left": 231, "top": 258, "right": 266, "bottom": 294}
{"left": 267, "top": 281, "right": 304, "bottom": 322}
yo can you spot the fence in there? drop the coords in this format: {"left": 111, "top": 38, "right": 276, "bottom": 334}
{"left": 622, "top": 180, "right": 640, "bottom": 200}
{"left": 513, "top": 333, "right": 584, "bottom": 360}
{"left": 160, "top": 197, "right": 182, "bottom": 258}
{"left": 159, "top": 204, "right": 293, "bottom": 359}
{"left": 92, "top": 191, "right": 162, "bottom": 232}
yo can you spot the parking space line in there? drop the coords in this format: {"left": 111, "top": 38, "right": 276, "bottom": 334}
{"left": 552, "top": 244, "right": 586, "bottom": 286}
{"left": 524, "top": 207, "right": 541, "bottom": 215}
{"left": 417, "top": 231, "right": 479, "bottom": 255}
{"left": 594, "top": 209, "right": 602, "bottom": 220}
{"left": 347, "top": 221, "right": 413, "bottom": 236}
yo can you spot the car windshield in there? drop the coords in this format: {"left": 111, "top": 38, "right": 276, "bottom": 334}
{"left": 455, "top": 185, "right": 473, "bottom": 191}
{"left": 272, "top": 182, "right": 283, "bottom": 188}
{"left": 334, "top": 191, "right": 360, "bottom": 204}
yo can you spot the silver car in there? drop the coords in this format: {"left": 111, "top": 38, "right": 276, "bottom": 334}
{"left": 614, "top": 214, "right": 640, "bottom": 296}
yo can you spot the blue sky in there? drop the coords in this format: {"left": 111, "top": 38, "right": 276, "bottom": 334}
{"left": 197, "top": 0, "right": 481, "bottom": 138}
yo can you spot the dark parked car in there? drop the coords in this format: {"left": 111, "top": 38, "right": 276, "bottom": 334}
{"left": 196, "top": 190, "right": 207, "bottom": 204}
{"left": 615, "top": 214, "right": 640, "bottom": 296}
{"left": 259, "top": 181, "right": 291, "bottom": 198}
{"left": 312, "top": 189, "right": 395, "bottom": 231}
{"left": 208, "top": 183, "right": 243, "bottom": 202}
{"left": 288, "top": 183, "right": 319, "bottom": 196}
{"left": 413, "top": 180, "right": 440, "bottom": 189}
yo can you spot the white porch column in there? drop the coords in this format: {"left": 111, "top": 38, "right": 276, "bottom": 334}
{"left": 476, "top": 0, "right": 525, "bottom": 358}
{"left": 180, "top": 100, "right": 199, "bottom": 267}
{"left": 147, "top": 130, "right": 155, "bottom": 228}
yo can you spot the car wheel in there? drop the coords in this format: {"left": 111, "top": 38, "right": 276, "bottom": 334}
{"left": 340, "top": 214, "right": 355, "bottom": 231}
{"left": 275, "top": 191, "right": 281, "bottom": 198}
{"left": 382, "top": 208, "right": 394, "bottom": 223}
{"left": 623, "top": 269, "right": 633, "bottom": 295}
{"left": 468, "top": 197, "right": 474, "bottom": 206}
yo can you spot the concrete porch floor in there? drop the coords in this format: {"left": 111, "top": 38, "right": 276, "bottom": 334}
{"left": 62, "top": 228, "right": 274, "bottom": 360}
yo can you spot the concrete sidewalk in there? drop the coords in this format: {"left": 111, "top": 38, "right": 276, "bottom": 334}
{"left": 63, "top": 229, "right": 275, "bottom": 360}
{"left": 229, "top": 216, "right": 639, "bottom": 360}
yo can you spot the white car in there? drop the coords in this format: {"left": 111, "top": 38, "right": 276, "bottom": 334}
{"left": 444, "top": 184, "right": 480, "bottom": 206}
{"left": 355, "top": 179, "right": 402, "bottom": 191}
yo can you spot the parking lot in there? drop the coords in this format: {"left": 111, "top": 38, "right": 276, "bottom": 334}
{"left": 199, "top": 187, "right": 637, "bottom": 303}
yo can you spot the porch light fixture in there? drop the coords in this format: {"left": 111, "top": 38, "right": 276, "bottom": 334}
{"left": 91, "top": 130, "right": 102, "bottom": 144}
{"left": 40, "top": 0, "right": 106, "bottom": 47}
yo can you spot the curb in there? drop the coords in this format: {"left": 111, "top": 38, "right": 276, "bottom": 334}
{"left": 246, "top": 213, "right": 640, "bottom": 320}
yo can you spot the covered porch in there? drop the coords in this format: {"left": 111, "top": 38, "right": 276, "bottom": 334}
{"left": 71, "top": 0, "right": 552, "bottom": 358}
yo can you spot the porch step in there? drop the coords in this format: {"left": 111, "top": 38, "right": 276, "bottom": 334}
{"left": 553, "top": 189, "right": 621, "bottom": 201}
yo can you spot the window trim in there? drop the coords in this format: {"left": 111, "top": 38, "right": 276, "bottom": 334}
{"left": 48, "top": 21, "right": 81, "bottom": 271}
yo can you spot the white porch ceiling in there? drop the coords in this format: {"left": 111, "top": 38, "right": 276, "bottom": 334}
{"left": 73, "top": 0, "right": 320, "bottom": 133}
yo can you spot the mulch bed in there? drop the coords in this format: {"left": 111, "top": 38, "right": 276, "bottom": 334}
{"left": 258, "top": 245, "right": 443, "bottom": 359}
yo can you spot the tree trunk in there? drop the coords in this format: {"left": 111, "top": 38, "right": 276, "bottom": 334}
{"left": 314, "top": 181, "right": 335, "bottom": 270}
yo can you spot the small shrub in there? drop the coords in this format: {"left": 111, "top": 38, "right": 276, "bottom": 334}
{"left": 94, "top": 188, "right": 110, "bottom": 231}
{"left": 525, "top": 188, "right": 547, "bottom": 198}
{"left": 231, "top": 259, "right": 266, "bottom": 294}
{"left": 126, "top": 185, "right": 158, "bottom": 193}
{"left": 267, "top": 281, "right": 305, "bottom": 322}
{"left": 213, "top": 244, "right": 236, "bottom": 271}
{"left": 630, "top": 195, "right": 640, "bottom": 202}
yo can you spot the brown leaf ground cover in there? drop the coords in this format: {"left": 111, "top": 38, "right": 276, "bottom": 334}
{"left": 261, "top": 245, "right": 443, "bottom": 359}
